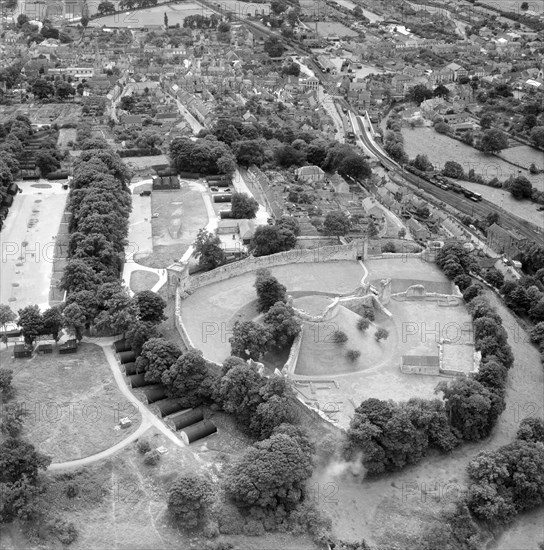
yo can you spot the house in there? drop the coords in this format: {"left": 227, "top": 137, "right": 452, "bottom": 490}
{"left": 407, "top": 218, "right": 428, "bottom": 241}
{"left": 329, "top": 173, "right": 350, "bottom": 194}
{"left": 121, "top": 115, "right": 143, "bottom": 128}
{"left": 487, "top": 223, "right": 527, "bottom": 257}
{"left": 239, "top": 219, "right": 256, "bottom": 244}
{"left": 295, "top": 166, "right": 325, "bottom": 184}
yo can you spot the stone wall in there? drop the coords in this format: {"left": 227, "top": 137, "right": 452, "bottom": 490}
{"left": 175, "top": 240, "right": 366, "bottom": 297}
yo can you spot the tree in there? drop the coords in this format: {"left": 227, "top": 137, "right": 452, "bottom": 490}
{"left": 263, "top": 301, "right": 301, "bottom": 349}
{"left": 521, "top": 1, "right": 529, "bottom": 9}
{"left": 254, "top": 269, "right": 287, "bottom": 313}
{"left": 250, "top": 394, "right": 297, "bottom": 440}
{"left": 35, "top": 152, "right": 60, "bottom": 177}
{"left": 467, "top": 440, "right": 544, "bottom": 523}
{"left": 407, "top": 84, "right": 433, "bottom": 105}
{"left": 60, "top": 259, "right": 102, "bottom": 293}
{"left": 0, "top": 304, "right": 17, "bottom": 334}
{"left": 81, "top": 15, "right": 89, "bottom": 27}
{"left": 137, "top": 338, "right": 182, "bottom": 383}
{"left": 134, "top": 290, "right": 166, "bottom": 324}
{"left": 251, "top": 225, "right": 297, "bottom": 257}
{"left": 479, "top": 112, "right": 494, "bottom": 130}
{"left": 433, "top": 84, "right": 450, "bottom": 99}
{"left": 338, "top": 155, "right": 371, "bottom": 181}
{"left": 483, "top": 268, "right": 504, "bottom": 289}
{"left": 17, "top": 14, "right": 29, "bottom": 26}
{"left": 0, "top": 369, "right": 14, "bottom": 397}
{"left": 223, "top": 433, "right": 313, "bottom": 509}
{"left": 530, "top": 127, "right": 544, "bottom": 148}
{"left": 323, "top": 211, "right": 351, "bottom": 236}
{"left": 55, "top": 81, "right": 75, "bottom": 100}
{"left": 168, "top": 474, "right": 214, "bottom": 529}
{"left": 0, "top": 404, "right": 28, "bottom": 438}
{"left": 161, "top": 349, "right": 214, "bottom": 406}
{"left": 510, "top": 176, "right": 532, "bottom": 200}
{"left": 164, "top": 12, "right": 168, "bottom": 27}
{"left": 264, "top": 36, "right": 284, "bottom": 57}
{"left": 17, "top": 305, "right": 43, "bottom": 345}
{"left": 442, "top": 161, "right": 465, "bottom": 179}
{"left": 125, "top": 321, "right": 160, "bottom": 356}
{"left": 42, "top": 307, "right": 63, "bottom": 341}
{"left": 233, "top": 140, "right": 265, "bottom": 167}
{"left": 434, "top": 121, "right": 451, "bottom": 135}
{"left": 31, "top": 79, "right": 55, "bottom": 99}
{"left": 480, "top": 129, "right": 508, "bottom": 154}
{"left": 0, "top": 438, "right": 51, "bottom": 484}
{"left": 374, "top": 328, "right": 389, "bottom": 342}
{"left": 517, "top": 417, "right": 544, "bottom": 444}
{"left": 62, "top": 303, "right": 87, "bottom": 341}
{"left": 229, "top": 321, "right": 271, "bottom": 361}
{"left": 411, "top": 154, "right": 433, "bottom": 172}
{"left": 437, "top": 378, "right": 500, "bottom": 441}
{"left": 231, "top": 192, "right": 259, "bottom": 219}
{"left": 193, "top": 229, "right": 225, "bottom": 271}
{"left": 94, "top": 289, "right": 137, "bottom": 336}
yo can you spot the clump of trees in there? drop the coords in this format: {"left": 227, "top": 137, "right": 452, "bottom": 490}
{"left": 251, "top": 217, "right": 299, "bottom": 257}
{"left": 169, "top": 137, "right": 235, "bottom": 176}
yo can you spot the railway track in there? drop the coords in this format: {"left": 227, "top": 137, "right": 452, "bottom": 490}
{"left": 352, "top": 115, "right": 544, "bottom": 248}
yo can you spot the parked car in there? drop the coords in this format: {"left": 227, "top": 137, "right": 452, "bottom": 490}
{"left": 140, "top": 190, "right": 151, "bottom": 197}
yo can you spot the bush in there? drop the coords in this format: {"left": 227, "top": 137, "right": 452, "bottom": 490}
{"left": 144, "top": 449, "right": 161, "bottom": 465}
{"left": 242, "top": 518, "right": 265, "bottom": 536}
{"left": 48, "top": 518, "right": 78, "bottom": 545}
{"left": 357, "top": 317, "right": 370, "bottom": 331}
{"left": 375, "top": 328, "right": 389, "bottom": 342}
{"left": 332, "top": 330, "right": 348, "bottom": 344}
{"left": 136, "top": 438, "right": 151, "bottom": 454}
{"left": 381, "top": 242, "right": 396, "bottom": 253}
{"left": 362, "top": 306, "right": 375, "bottom": 321}
{"left": 346, "top": 349, "right": 361, "bottom": 362}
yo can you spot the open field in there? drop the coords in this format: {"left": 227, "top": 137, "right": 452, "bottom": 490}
{"left": 210, "top": 0, "right": 270, "bottom": 16}
{"left": 0, "top": 343, "right": 141, "bottom": 463}
{"left": 0, "top": 423, "right": 319, "bottom": 550}
{"left": 0, "top": 182, "right": 68, "bottom": 310}
{"left": 181, "top": 261, "right": 365, "bottom": 363}
{"left": 315, "top": 21, "right": 359, "bottom": 37}
{"left": 129, "top": 270, "right": 159, "bottom": 292}
{"left": 57, "top": 127, "right": 77, "bottom": 149}
{"left": 310, "top": 288, "right": 544, "bottom": 548}
{"left": 135, "top": 182, "right": 209, "bottom": 269}
{"left": 0, "top": 103, "right": 82, "bottom": 126}
{"left": 89, "top": 2, "right": 213, "bottom": 27}
{"left": 401, "top": 126, "right": 544, "bottom": 191}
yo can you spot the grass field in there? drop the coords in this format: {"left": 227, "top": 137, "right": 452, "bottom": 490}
{"left": 0, "top": 103, "right": 82, "bottom": 126}
{"left": 315, "top": 21, "right": 359, "bottom": 37}
{"left": 0, "top": 343, "right": 141, "bottom": 463}
{"left": 135, "top": 183, "right": 209, "bottom": 269}
{"left": 129, "top": 270, "right": 159, "bottom": 292}
{"left": 90, "top": 2, "right": 213, "bottom": 27}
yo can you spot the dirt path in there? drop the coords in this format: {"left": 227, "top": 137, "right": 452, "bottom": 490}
{"left": 49, "top": 336, "right": 186, "bottom": 471}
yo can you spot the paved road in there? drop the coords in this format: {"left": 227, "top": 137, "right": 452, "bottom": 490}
{"left": 49, "top": 336, "right": 186, "bottom": 471}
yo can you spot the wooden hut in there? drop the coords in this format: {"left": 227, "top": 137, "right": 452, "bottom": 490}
{"left": 180, "top": 420, "right": 217, "bottom": 444}
{"left": 118, "top": 350, "right": 136, "bottom": 364}
{"left": 154, "top": 398, "right": 186, "bottom": 417}
{"left": 144, "top": 386, "right": 168, "bottom": 404}
{"left": 13, "top": 344, "right": 33, "bottom": 358}
{"left": 167, "top": 407, "right": 203, "bottom": 431}
{"left": 59, "top": 339, "right": 78, "bottom": 354}
{"left": 128, "top": 373, "right": 153, "bottom": 388}
{"left": 113, "top": 339, "right": 132, "bottom": 353}
{"left": 36, "top": 343, "right": 53, "bottom": 354}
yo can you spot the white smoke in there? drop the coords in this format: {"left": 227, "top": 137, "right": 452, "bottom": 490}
{"left": 320, "top": 452, "right": 366, "bottom": 480}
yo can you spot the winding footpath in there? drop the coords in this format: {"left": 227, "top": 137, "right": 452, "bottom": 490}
{"left": 48, "top": 336, "right": 185, "bottom": 472}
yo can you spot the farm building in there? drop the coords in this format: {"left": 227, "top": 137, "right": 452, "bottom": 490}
{"left": 400, "top": 355, "right": 440, "bottom": 375}
{"left": 167, "top": 407, "right": 204, "bottom": 431}
{"left": 113, "top": 339, "right": 131, "bottom": 353}
{"left": 180, "top": 420, "right": 217, "bottom": 444}
{"left": 128, "top": 373, "right": 153, "bottom": 388}
{"left": 123, "top": 362, "right": 139, "bottom": 375}
{"left": 118, "top": 350, "right": 136, "bottom": 364}
{"left": 143, "top": 386, "right": 168, "bottom": 404}
{"left": 14, "top": 344, "right": 33, "bottom": 358}
{"left": 155, "top": 398, "right": 186, "bottom": 417}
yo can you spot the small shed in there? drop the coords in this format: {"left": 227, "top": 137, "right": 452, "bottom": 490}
{"left": 14, "top": 344, "right": 33, "bottom": 358}
{"left": 155, "top": 398, "right": 186, "bottom": 417}
{"left": 123, "top": 361, "right": 139, "bottom": 376}
{"left": 144, "top": 386, "right": 168, "bottom": 404}
{"left": 36, "top": 343, "right": 53, "bottom": 354}
{"left": 59, "top": 339, "right": 78, "bottom": 354}
{"left": 128, "top": 373, "right": 153, "bottom": 388}
{"left": 180, "top": 420, "right": 217, "bottom": 444}
{"left": 7, "top": 182, "right": 19, "bottom": 195}
{"left": 113, "top": 339, "right": 131, "bottom": 353}
{"left": 167, "top": 407, "right": 204, "bottom": 431}
{"left": 118, "top": 350, "right": 136, "bottom": 364}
